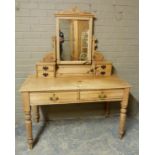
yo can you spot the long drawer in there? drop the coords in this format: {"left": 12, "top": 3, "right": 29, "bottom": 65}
{"left": 80, "top": 89, "right": 124, "bottom": 101}
{"left": 30, "top": 91, "right": 78, "bottom": 105}
{"left": 30, "top": 89, "right": 124, "bottom": 105}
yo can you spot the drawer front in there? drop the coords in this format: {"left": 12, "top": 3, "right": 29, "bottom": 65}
{"left": 30, "top": 91, "right": 78, "bottom": 105}
{"left": 37, "top": 65, "right": 54, "bottom": 71}
{"left": 80, "top": 89, "right": 124, "bottom": 101}
{"left": 95, "top": 64, "right": 112, "bottom": 76}
{"left": 37, "top": 71, "right": 54, "bottom": 78}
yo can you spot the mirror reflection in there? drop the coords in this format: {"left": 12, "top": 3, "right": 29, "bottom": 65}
{"left": 59, "top": 19, "right": 89, "bottom": 61}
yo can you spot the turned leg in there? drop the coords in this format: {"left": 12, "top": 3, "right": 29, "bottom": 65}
{"left": 25, "top": 111, "right": 33, "bottom": 149}
{"left": 22, "top": 92, "right": 33, "bottom": 149}
{"left": 119, "top": 88, "right": 130, "bottom": 139}
{"left": 33, "top": 106, "right": 40, "bottom": 123}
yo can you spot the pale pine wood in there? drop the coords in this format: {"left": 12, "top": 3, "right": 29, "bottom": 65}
{"left": 56, "top": 60, "right": 91, "bottom": 65}
{"left": 37, "top": 71, "right": 55, "bottom": 78}
{"left": 29, "top": 89, "right": 125, "bottom": 106}
{"left": 30, "top": 91, "right": 78, "bottom": 105}
{"left": 55, "top": 7, "right": 95, "bottom": 18}
{"left": 93, "top": 63, "right": 112, "bottom": 76}
{"left": 80, "top": 89, "right": 124, "bottom": 102}
{"left": 119, "top": 88, "right": 130, "bottom": 139}
{"left": 20, "top": 75, "right": 130, "bottom": 92}
{"left": 21, "top": 92, "right": 33, "bottom": 149}
{"left": 57, "top": 64, "right": 91, "bottom": 74}
{"left": 36, "top": 63, "right": 54, "bottom": 71}
{"left": 36, "top": 62, "right": 56, "bottom": 78}
{"left": 20, "top": 8, "right": 131, "bottom": 149}
{"left": 92, "top": 37, "right": 97, "bottom": 56}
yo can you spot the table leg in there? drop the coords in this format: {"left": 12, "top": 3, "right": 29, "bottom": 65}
{"left": 33, "top": 106, "right": 40, "bottom": 123}
{"left": 22, "top": 92, "right": 33, "bottom": 149}
{"left": 119, "top": 88, "right": 130, "bottom": 139}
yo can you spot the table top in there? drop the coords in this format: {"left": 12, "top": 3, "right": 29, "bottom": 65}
{"left": 19, "top": 75, "right": 131, "bottom": 92}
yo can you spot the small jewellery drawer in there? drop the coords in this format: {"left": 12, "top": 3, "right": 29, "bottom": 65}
{"left": 95, "top": 64, "right": 112, "bottom": 76}
{"left": 80, "top": 89, "right": 124, "bottom": 101}
{"left": 30, "top": 91, "right": 78, "bottom": 105}
{"left": 37, "top": 71, "right": 54, "bottom": 78}
{"left": 37, "top": 64, "right": 54, "bottom": 71}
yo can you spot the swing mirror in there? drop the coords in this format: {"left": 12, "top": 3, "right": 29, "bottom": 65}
{"left": 56, "top": 18, "right": 92, "bottom": 64}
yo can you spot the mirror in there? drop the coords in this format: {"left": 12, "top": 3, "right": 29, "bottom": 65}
{"left": 58, "top": 19, "right": 90, "bottom": 62}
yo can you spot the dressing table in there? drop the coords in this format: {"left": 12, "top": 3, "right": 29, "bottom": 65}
{"left": 20, "top": 8, "right": 131, "bottom": 149}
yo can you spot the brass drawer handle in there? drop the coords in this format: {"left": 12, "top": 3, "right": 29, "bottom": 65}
{"left": 43, "top": 66, "right": 49, "bottom": 71}
{"left": 49, "top": 97, "right": 59, "bottom": 101}
{"left": 43, "top": 73, "right": 48, "bottom": 77}
{"left": 98, "top": 94, "right": 107, "bottom": 99}
{"left": 49, "top": 94, "right": 59, "bottom": 101}
{"left": 49, "top": 97, "right": 53, "bottom": 101}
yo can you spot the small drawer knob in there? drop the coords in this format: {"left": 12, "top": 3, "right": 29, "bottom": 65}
{"left": 43, "top": 66, "right": 49, "bottom": 71}
{"left": 100, "top": 71, "right": 105, "bottom": 75}
{"left": 101, "top": 65, "right": 106, "bottom": 69}
{"left": 55, "top": 97, "right": 59, "bottom": 100}
{"left": 43, "top": 73, "right": 48, "bottom": 77}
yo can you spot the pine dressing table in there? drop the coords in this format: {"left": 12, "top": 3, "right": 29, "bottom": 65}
{"left": 20, "top": 8, "right": 131, "bottom": 149}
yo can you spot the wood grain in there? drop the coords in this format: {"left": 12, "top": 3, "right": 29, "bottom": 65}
{"left": 119, "top": 88, "right": 130, "bottom": 138}
{"left": 22, "top": 92, "right": 33, "bottom": 149}
{"left": 19, "top": 8, "right": 131, "bottom": 149}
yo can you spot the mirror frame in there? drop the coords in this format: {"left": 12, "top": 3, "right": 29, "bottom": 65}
{"left": 56, "top": 17, "right": 93, "bottom": 64}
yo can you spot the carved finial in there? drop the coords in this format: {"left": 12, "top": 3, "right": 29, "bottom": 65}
{"left": 72, "top": 6, "right": 80, "bottom": 12}
{"left": 55, "top": 7, "right": 95, "bottom": 18}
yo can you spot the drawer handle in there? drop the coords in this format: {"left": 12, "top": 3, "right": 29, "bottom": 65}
{"left": 100, "top": 71, "right": 105, "bottom": 75}
{"left": 98, "top": 94, "right": 107, "bottom": 99}
{"left": 43, "top": 66, "right": 49, "bottom": 71}
{"left": 101, "top": 65, "right": 106, "bottom": 69}
{"left": 43, "top": 73, "right": 48, "bottom": 77}
{"left": 49, "top": 94, "right": 59, "bottom": 101}
{"left": 49, "top": 97, "right": 59, "bottom": 101}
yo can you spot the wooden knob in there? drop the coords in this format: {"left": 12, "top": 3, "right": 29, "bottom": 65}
{"left": 103, "top": 94, "right": 107, "bottom": 98}
{"left": 90, "top": 69, "right": 94, "bottom": 72}
{"left": 101, "top": 65, "right": 106, "bottom": 69}
{"left": 56, "top": 97, "right": 59, "bottom": 100}
{"left": 43, "top": 73, "right": 48, "bottom": 77}
{"left": 43, "top": 66, "right": 48, "bottom": 71}
{"left": 100, "top": 71, "right": 105, "bottom": 75}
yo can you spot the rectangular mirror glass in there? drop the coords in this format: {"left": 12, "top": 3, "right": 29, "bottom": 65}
{"left": 57, "top": 19, "right": 91, "bottom": 63}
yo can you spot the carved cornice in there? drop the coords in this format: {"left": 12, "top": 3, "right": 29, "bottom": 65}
{"left": 55, "top": 7, "right": 95, "bottom": 18}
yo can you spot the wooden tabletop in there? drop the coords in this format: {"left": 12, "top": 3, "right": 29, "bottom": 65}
{"left": 20, "top": 75, "right": 131, "bottom": 92}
